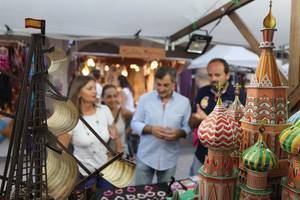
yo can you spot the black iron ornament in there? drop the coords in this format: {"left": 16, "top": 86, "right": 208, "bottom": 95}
{"left": 0, "top": 32, "right": 49, "bottom": 199}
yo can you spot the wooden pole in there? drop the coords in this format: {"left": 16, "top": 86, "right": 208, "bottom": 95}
{"left": 228, "top": 12, "right": 260, "bottom": 55}
{"left": 288, "top": 0, "right": 300, "bottom": 111}
{"left": 169, "top": 0, "right": 254, "bottom": 43}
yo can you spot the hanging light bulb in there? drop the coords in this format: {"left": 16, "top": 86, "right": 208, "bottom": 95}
{"left": 86, "top": 58, "right": 96, "bottom": 67}
{"left": 150, "top": 60, "right": 158, "bottom": 70}
{"left": 130, "top": 64, "right": 138, "bottom": 69}
{"left": 104, "top": 65, "right": 110, "bottom": 71}
{"left": 121, "top": 67, "right": 128, "bottom": 77}
{"left": 81, "top": 65, "right": 90, "bottom": 76}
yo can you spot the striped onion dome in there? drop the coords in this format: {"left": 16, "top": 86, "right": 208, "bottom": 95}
{"left": 228, "top": 95, "right": 244, "bottom": 121}
{"left": 288, "top": 110, "right": 300, "bottom": 124}
{"left": 198, "top": 97, "right": 242, "bottom": 151}
{"left": 279, "top": 120, "right": 300, "bottom": 155}
{"left": 242, "top": 134, "right": 278, "bottom": 172}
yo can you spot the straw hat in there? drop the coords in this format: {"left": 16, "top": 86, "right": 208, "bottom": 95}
{"left": 47, "top": 99, "right": 79, "bottom": 136}
{"left": 47, "top": 148, "right": 78, "bottom": 200}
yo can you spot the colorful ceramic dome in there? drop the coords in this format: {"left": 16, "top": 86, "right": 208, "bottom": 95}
{"left": 279, "top": 120, "right": 300, "bottom": 155}
{"left": 198, "top": 97, "right": 242, "bottom": 151}
{"left": 242, "top": 132, "right": 278, "bottom": 172}
{"left": 228, "top": 95, "right": 245, "bottom": 121}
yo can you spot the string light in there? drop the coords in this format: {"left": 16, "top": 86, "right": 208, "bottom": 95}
{"left": 86, "top": 58, "right": 95, "bottom": 67}
{"left": 121, "top": 67, "right": 128, "bottom": 77}
{"left": 130, "top": 64, "right": 140, "bottom": 72}
{"left": 81, "top": 65, "right": 90, "bottom": 76}
{"left": 104, "top": 65, "right": 109, "bottom": 71}
{"left": 150, "top": 60, "right": 158, "bottom": 70}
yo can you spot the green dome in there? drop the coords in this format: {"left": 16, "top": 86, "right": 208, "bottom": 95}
{"left": 279, "top": 121, "right": 300, "bottom": 154}
{"left": 242, "top": 135, "right": 278, "bottom": 172}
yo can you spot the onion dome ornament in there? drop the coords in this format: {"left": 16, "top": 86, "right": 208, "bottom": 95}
{"left": 228, "top": 83, "right": 244, "bottom": 121}
{"left": 279, "top": 120, "right": 300, "bottom": 155}
{"left": 198, "top": 83, "right": 242, "bottom": 151}
{"left": 253, "top": 0, "right": 282, "bottom": 87}
{"left": 242, "top": 124, "right": 278, "bottom": 172}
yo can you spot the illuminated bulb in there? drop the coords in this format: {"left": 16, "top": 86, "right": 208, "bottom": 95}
{"left": 87, "top": 58, "right": 96, "bottom": 67}
{"left": 135, "top": 67, "right": 140, "bottom": 72}
{"left": 150, "top": 60, "right": 158, "bottom": 70}
{"left": 104, "top": 65, "right": 109, "bottom": 71}
{"left": 81, "top": 65, "right": 90, "bottom": 76}
{"left": 121, "top": 68, "right": 128, "bottom": 77}
{"left": 130, "top": 64, "right": 138, "bottom": 69}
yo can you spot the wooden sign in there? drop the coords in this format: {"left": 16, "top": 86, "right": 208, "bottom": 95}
{"left": 119, "top": 45, "right": 166, "bottom": 59}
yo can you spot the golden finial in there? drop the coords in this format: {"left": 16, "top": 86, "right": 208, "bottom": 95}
{"left": 263, "top": 0, "right": 276, "bottom": 28}
{"left": 216, "top": 82, "right": 223, "bottom": 106}
{"left": 234, "top": 83, "right": 241, "bottom": 96}
{"left": 258, "top": 119, "right": 267, "bottom": 141}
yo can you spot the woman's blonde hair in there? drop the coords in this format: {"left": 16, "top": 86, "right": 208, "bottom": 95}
{"left": 68, "top": 75, "right": 95, "bottom": 112}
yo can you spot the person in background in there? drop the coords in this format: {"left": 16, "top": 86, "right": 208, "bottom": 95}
{"left": 0, "top": 106, "right": 13, "bottom": 139}
{"left": 58, "top": 75, "right": 122, "bottom": 199}
{"left": 188, "top": 58, "right": 246, "bottom": 176}
{"left": 0, "top": 117, "right": 12, "bottom": 139}
{"left": 117, "top": 75, "right": 135, "bottom": 112}
{"left": 131, "top": 66, "right": 191, "bottom": 185}
{"left": 92, "top": 69, "right": 103, "bottom": 105}
{"left": 0, "top": 111, "right": 13, "bottom": 158}
{"left": 102, "top": 84, "right": 133, "bottom": 157}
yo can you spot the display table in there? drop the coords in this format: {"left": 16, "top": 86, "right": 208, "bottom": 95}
{"left": 97, "top": 182, "right": 169, "bottom": 199}
{"left": 96, "top": 176, "right": 199, "bottom": 200}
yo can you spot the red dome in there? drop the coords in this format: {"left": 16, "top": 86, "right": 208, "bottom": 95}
{"left": 198, "top": 103, "right": 242, "bottom": 151}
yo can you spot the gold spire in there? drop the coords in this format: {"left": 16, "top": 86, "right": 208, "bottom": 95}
{"left": 258, "top": 119, "right": 268, "bottom": 141}
{"left": 234, "top": 83, "right": 241, "bottom": 96}
{"left": 254, "top": 0, "right": 282, "bottom": 86}
{"left": 263, "top": 0, "right": 276, "bottom": 28}
{"left": 216, "top": 82, "right": 223, "bottom": 106}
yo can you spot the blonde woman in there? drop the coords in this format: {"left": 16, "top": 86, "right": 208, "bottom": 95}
{"left": 59, "top": 75, "right": 122, "bottom": 198}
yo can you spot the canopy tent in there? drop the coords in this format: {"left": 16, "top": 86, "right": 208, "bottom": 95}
{"left": 187, "top": 44, "right": 259, "bottom": 69}
{"left": 280, "top": 63, "right": 289, "bottom": 78}
{"left": 0, "top": 0, "right": 291, "bottom": 47}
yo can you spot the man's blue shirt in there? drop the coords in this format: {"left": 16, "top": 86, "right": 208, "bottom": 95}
{"left": 131, "top": 91, "right": 191, "bottom": 170}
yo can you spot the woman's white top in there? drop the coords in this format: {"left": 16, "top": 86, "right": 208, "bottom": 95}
{"left": 70, "top": 105, "right": 113, "bottom": 176}
{"left": 122, "top": 87, "right": 135, "bottom": 112}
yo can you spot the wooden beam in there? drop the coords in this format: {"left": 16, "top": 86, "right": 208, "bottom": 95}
{"left": 289, "top": 85, "right": 300, "bottom": 112}
{"left": 228, "top": 12, "right": 260, "bottom": 55}
{"left": 228, "top": 11, "right": 288, "bottom": 86}
{"left": 169, "top": 0, "right": 254, "bottom": 42}
{"left": 288, "top": 0, "right": 300, "bottom": 92}
{"left": 288, "top": 0, "right": 300, "bottom": 111}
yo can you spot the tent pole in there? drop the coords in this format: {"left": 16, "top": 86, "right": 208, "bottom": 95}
{"left": 287, "top": 0, "right": 300, "bottom": 112}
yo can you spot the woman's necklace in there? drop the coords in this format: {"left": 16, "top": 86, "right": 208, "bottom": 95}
{"left": 82, "top": 110, "right": 100, "bottom": 136}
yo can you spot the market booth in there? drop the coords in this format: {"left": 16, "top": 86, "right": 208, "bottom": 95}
{"left": 73, "top": 38, "right": 194, "bottom": 102}
{"left": 0, "top": 0, "right": 299, "bottom": 200}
